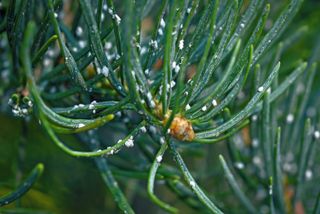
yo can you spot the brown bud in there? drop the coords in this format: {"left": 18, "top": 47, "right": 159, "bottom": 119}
{"left": 169, "top": 115, "right": 195, "bottom": 141}
{"left": 153, "top": 58, "right": 163, "bottom": 70}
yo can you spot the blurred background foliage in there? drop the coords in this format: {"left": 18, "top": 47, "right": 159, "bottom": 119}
{"left": 0, "top": 0, "right": 320, "bottom": 213}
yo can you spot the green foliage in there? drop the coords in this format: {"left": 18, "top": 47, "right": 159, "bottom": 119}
{"left": 0, "top": 0, "right": 319, "bottom": 213}
{"left": 0, "top": 163, "right": 43, "bottom": 207}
